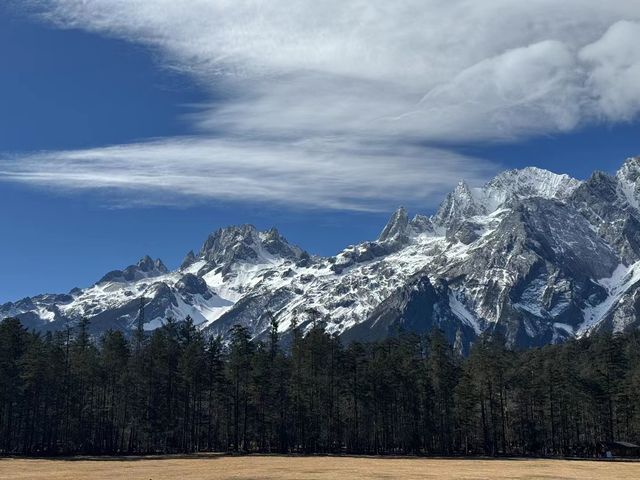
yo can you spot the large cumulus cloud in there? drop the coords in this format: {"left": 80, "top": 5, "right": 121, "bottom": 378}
{"left": 2, "top": 1, "right": 640, "bottom": 209}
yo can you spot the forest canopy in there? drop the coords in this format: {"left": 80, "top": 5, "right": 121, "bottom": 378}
{"left": 1, "top": 315, "right": 639, "bottom": 457}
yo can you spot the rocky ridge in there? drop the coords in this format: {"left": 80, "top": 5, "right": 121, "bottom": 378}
{"left": 2, "top": 158, "right": 639, "bottom": 350}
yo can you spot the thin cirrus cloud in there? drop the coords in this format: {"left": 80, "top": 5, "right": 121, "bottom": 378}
{"left": 0, "top": 138, "right": 495, "bottom": 211}
{"left": 2, "top": 0, "right": 640, "bottom": 210}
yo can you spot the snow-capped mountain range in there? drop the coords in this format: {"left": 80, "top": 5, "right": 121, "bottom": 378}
{"left": 3, "top": 158, "right": 640, "bottom": 351}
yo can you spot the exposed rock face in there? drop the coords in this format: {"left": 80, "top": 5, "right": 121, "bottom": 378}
{"left": 438, "top": 197, "right": 619, "bottom": 347}
{"left": 200, "top": 225, "right": 304, "bottom": 275}
{"left": 569, "top": 164, "right": 640, "bottom": 264}
{"left": 98, "top": 255, "right": 168, "bottom": 284}
{"left": 434, "top": 181, "right": 485, "bottom": 227}
{"left": 3, "top": 158, "right": 640, "bottom": 351}
{"left": 378, "top": 206, "right": 410, "bottom": 243}
{"left": 180, "top": 250, "right": 196, "bottom": 270}
{"left": 341, "top": 274, "right": 477, "bottom": 355}
{"left": 176, "top": 274, "right": 211, "bottom": 298}
{"left": 433, "top": 167, "right": 581, "bottom": 230}
{"left": 617, "top": 157, "right": 640, "bottom": 210}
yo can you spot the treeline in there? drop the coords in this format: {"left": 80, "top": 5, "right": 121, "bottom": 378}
{"left": 1, "top": 314, "right": 640, "bottom": 456}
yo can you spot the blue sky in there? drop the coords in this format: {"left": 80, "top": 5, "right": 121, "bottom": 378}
{"left": 1, "top": 1, "right": 639, "bottom": 302}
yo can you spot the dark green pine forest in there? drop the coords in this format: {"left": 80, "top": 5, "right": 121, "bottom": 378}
{"left": 1, "top": 313, "right": 640, "bottom": 457}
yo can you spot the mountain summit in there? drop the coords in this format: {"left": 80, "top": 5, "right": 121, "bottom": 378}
{"left": 3, "top": 158, "right": 640, "bottom": 351}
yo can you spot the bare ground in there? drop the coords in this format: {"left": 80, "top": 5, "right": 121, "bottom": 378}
{"left": 1, "top": 454, "right": 639, "bottom": 480}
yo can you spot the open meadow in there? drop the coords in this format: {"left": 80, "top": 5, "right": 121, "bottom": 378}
{"left": 1, "top": 455, "right": 639, "bottom": 480}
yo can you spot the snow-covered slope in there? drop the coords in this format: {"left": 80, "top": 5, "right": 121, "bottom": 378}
{"left": 2, "top": 158, "right": 640, "bottom": 349}
{"left": 432, "top": 167, "right": 580, "bottom": 228}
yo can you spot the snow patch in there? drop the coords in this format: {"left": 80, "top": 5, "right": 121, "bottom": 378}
{"left": 578, "top": 262, "right": 640, "bottom": 337}
{"left": 449, "top": 292, "right": 481, "bottom": 334}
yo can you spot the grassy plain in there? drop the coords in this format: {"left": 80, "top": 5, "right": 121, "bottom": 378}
{"left": 1, "top": 454, "right": 639, "bottom": 479}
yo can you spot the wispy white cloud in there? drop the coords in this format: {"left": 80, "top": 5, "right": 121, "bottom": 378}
{"left": 3, "top": 1, "right": 640, "bottom": 210}
{"left": 0, "top": 138, "right": 495, "bottom": 210}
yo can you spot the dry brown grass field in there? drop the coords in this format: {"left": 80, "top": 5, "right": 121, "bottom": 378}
{"left": 1, "top": 454, "right": 639, "bottom": 480}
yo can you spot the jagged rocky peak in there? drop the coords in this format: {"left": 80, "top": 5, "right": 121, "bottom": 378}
{"left": 485, "top": 166, "right": 581, "bottom": 202}
{"left": 201, "top": 224, "right": 263, "bottom": 265}
{"left": 378, "top": 208, "right": 433, "bottom": 244}
{"left": 410, "top": 213, "right": 432, "bottom": 232}
{"left": 434, "top": 167, "right": 581, "bottom": 227}
{"left": 573, "top": 170, "right": 618, "bottom": 203}
{"left": 200, "top": 224, "right": 304, "bottom": 268}
{"left": 260, "top": 227, "right": 304, "bottom": 259}
{"left": 137, "top": 255, "right": 168, "bottom": 273}
{"left": 616, "top": 156, "right": 640, "bottom": 211}
{"left": 5, "top": 157, "right": 640, "bottom": 350}
{"left": 97, "top": 255, "right": 167, "bottom": 284}
{"left": 433, "top": 181, "right": 484, "bottom": 227}
{"left": 618, "top": 156, "right": 640, "bottom": 178}
{"left": 378, "top": 207, "right": 409, "bottom": 242}
{"left": 180, "top": 250, "right": 196, "bottom": 270}
{"left": 570, "top": 167, "right": 640, "bottom": 264}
